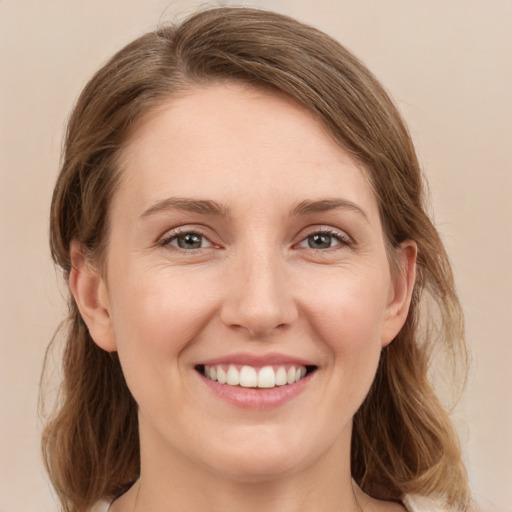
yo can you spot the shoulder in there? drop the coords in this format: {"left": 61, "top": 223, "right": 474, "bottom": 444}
{"left": 403, "top": 494, "right": 453, "bottom": 512}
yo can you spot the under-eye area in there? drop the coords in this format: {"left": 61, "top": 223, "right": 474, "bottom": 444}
{"left": 195, "top": 364, "right": 318, "bottom": 389}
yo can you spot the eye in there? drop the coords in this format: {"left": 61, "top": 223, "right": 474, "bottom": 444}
{"left": 297, "top": 229, "right": 351, "bottom": 250}
{"left": 161, "top": 231, "right": 213, "bottom": 250}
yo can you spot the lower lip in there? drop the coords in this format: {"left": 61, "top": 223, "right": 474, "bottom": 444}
{"left": 199, "top": 372, "right": 311, "bottom": 409}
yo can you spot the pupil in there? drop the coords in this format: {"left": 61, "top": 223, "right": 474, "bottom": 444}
{"left": 178, "top": 233, "right": 202, "bottom": 249}
{"left": 309, "top": 233, "right": 331, "bottom": 249}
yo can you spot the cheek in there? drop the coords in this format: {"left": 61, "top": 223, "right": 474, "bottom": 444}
{"left": 106, "top": 266, "right": 219, "bottom": 377}
{"left": 105, "top": 266, "right": 223, "bottom": 422}
{"left": 301, "top": 268, "right": 389, "bottom": 351}
{"left": 299, "top": 267, "right": 389, "bottom": 399}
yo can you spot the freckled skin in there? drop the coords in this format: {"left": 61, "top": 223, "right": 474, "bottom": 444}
{"left": 79, "top": 83, "right": 413, "bottom": 512}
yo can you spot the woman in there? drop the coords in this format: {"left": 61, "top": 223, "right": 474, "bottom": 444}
{"left": 42, "top": 7, "right": 470, "bottom": 512}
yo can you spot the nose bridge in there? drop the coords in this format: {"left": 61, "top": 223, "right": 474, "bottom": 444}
{"left": 221, "top": 240, "right": 297, "bottom": 337}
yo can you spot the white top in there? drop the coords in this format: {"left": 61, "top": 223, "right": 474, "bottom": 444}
{"left": 92, "top": 494, "right": 449, "bottom": 511}
{"left": 91, "top": 502, "right": 109, "bottom": 512}
{"left": 403, "top": 494, "right": 452, "bottom": 512}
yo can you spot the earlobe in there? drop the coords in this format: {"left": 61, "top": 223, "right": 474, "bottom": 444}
{"left": 69, "top": 242, "right": 117, "bottom": 352}
{"left": 381, "top": 241, "right": 417, "bottom": 347}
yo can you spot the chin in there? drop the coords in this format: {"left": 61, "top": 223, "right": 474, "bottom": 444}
{"left": 199, "top": 429, "right": 314, "bottom": 482}
{"left": 211, "top": 454, "right": 303, "bottom": 483}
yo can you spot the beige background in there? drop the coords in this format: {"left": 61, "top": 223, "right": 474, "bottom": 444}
{"left": 1, "top": 1, "right": 510, "bottom": 511}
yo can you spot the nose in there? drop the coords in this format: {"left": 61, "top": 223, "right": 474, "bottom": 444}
{"left": 220, "top": 246, "right": 298, "bottom": 339}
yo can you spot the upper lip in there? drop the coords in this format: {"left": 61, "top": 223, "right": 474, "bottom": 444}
{"left": 197, "top": 352, "right": 316, "bottom": 367}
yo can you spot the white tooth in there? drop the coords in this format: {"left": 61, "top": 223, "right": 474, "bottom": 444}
{"left": 217, "top": 365, "right": 227, "bottom": 384}
{"left": 226, "top": 365, "right": 240, "bottom": 386}
{"left": 258, "top": 366, "right": 276, "bottom": 388}
{"left": 287, "top": 367, "right": 296, "bottom": 384}
{"left": 295, "top": 368, "right": 302, "bottom": 382}
{"left": 209, "top": 366, "right": 217, "bottom": 381}
{"left": 204, "top": 366, "right": 209, "bottom": 377}
{"left": 275, "top": 366, "right": 287, "bottom": 386}
{"left": 239, "top": 365, "right": 258, "bottom": 388}
{"left": 300, "top": 366, "right": 307, "bottom": 378}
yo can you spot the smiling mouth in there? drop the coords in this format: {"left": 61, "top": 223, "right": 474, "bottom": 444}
{"left": 196, "top": 364, "right": 317, "bottom": 389}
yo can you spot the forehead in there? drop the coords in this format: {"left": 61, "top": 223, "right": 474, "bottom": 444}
{"left": 114, "top": 83, "right": 379, "bottom": 221}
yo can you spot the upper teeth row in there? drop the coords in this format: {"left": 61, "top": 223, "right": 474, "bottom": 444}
{"left": 204, "top": 364, "right": 307, "bottom": 388}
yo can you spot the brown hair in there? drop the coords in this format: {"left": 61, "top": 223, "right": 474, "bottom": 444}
{"left": 42, "top": 7, "right": 469, "bottom": 512}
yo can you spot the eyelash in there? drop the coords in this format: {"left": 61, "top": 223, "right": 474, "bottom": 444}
{"left": 159, "top": 227, "right": 352, "bottom": 252}
{"left": 296, "top": 228, "right": 352, "bottom": 250}
{"left": 159, "top": 228, "right": 215, "bottom": 251}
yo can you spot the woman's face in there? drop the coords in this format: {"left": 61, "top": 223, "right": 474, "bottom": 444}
{"left": 80, "top": 83, "right": 414, "bottom": 481}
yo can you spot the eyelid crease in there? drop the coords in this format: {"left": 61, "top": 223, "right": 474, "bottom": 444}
{"left": 298, "top": 223, "right": 353, "bottom": 239}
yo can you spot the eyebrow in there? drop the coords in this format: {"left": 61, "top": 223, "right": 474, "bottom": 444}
{"left": 139, "top": 197, "right": 368, "bottom": 221}
{"left": 140, "top": 197, "right": 231, "bottom": 219}
{"left": 291, "top": 198, "right": 369, "bottom": 221}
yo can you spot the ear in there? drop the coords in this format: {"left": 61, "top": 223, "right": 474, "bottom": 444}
{"left": 69, "top": 242, "right": 117, "bottom": 352}
{"left": 381, "top": 240, "right": 417, "bottom": 347}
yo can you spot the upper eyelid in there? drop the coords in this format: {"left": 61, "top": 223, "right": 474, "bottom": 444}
{"left": 296, "top": 225, "right": 352, "bottom": 241}
{"left": 159, "top": 225, "right": 215, "bottom": 242}
{"left": 299, "top": 226, "right": 355, "bottom": 252}
{"left": 159, "top": 230, "right": 217, "bottom": 253}
{"left": 157, "top": 224, "right": 353, "bottom": 247}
